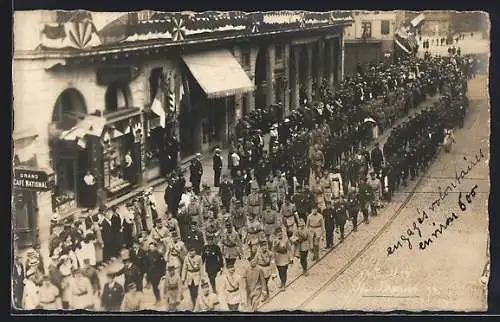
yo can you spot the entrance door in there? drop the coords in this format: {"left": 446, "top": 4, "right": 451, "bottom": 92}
{"left": 13, "top": 190, "right": 36, "bottom": 248}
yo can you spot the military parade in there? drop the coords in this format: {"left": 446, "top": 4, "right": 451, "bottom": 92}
{"left": 13, "top": 45, "right": 478, "bottom": 311}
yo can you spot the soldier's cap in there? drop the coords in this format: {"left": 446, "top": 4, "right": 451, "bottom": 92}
{"left": 201, "top": 279, "right": 210, "bottom": 287}
{"left": 226, "top": 262, "right": 235, "bottom": 269}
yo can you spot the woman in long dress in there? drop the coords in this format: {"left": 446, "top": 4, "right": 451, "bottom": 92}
{"left": 92, "top": 216, "right": 104, "bottom": 265}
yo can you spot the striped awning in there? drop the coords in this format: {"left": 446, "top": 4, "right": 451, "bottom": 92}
{"left": 182, "top": 49, "right": 255, "bottom": 99}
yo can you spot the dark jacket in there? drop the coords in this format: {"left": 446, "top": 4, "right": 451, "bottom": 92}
{"left": 130, "top": 247, "right": 147, "bottom": 273}
{"left": 213, "top": 154, "right": 223, "bottom": 171}
{"left": 101, "top": 282, "right": 125, "bottom": 311}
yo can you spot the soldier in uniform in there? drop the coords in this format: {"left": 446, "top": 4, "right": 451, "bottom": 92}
{"left": 346, "top": 187, "right": 360, "bottom": 232}
{"left": 181, "top": 247, "right": 202, "bottom": 309}
{"left": 366, "top": 171, "right": 382, "bottom": 216}
{"left": 262, "top": 205, "right": 279, "bottom": 246}
{"left": 145, "top": 242, "right": 166, "bottom": 305}
{"left": 162, "top": 264, "right": 183, "bottom": 312}
{"left": 190, "top": 154, "right": 204, "bottom": 195}
{"left": 203, "top": 212, "right": 221, "bottom": 246}
{"left": 254, "top": 238, "right": 273, "bottom": 297}
{"left": 201, "top": 235, "right": 224, "bottom": 293}
{"left": 219, "top": 175, "right": 233, "bottom": 213}
{"left": 231, "top": 200, "right": 246, "bottom": 233}
{"left": 306, "top": 207, "right": 325, "bottom": 261}
{"left": 294, "top": 219, "right": 311, "bottom": 276}
{"left": 245, "top": 212, "right": 263, "bottom": 261}
{"left": 323, "top": 200, "right": 336, "bottom": 248}
{"left": 358, "top": 178, "right": 371, "bottom": 225}
{"left": 221, "top": 262, "right": 246, "bottom": 311}
{"left": 371, "top": 142, "right": 384, "bottom": 177}
{"left": 247, "top": 186, "right": 263, "bottom": 217}
{"left": 334, "top": 198, "right": 348, "bottom": 242}
{"left": 272, "top": 226, "right": 293, "bottom": 292}
{"left": 194, "top": 279, "right": 220, "bottom": 312}
{"left": 186, "top": 196, "right": 203, "bottom": 232}
{"left": 165, "top": 231, "right": 187, "bottom": 276}
{"left": 312, "top": 175, "right": 325, "bottom": 211}
{"left": 68, "top": 267, "right": 95, "bottom": 310}
{"left": 320, "top": 169, "right": 333, "bottom": 205}
{"left": 265, "top": 175, "right": 279, "bottom": 210}
{"left": 221, "top": 221, "right": 242, "bottom": 267}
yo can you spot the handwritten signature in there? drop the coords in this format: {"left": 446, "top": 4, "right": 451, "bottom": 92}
{"left": 387, "top": 147, "right": 485, "bottom": 256}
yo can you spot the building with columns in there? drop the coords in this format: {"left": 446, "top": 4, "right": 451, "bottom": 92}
{"left": 12, "top": 10, "right": 352, "bottom": 267}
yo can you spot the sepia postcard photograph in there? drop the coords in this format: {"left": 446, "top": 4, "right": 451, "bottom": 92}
{"left": 11, "top": 9, "right": 491, "bottom": 313}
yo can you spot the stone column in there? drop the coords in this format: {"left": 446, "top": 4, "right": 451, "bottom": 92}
{"left": 290, "top": 45, "right": 300, "bottom": 110}
{"left": 266, "top": 44, "right": 276, "bottom": 106}
{"left": 248, "top": 48, "right": 258, "bottom": 112}
{"left": 306, "top": 44, "right": 313, "bottom": 103}
{"left": 339, "top": 33, "right": 345, "bottom": 83}
{"left": 316, "top": 40, "right": 325, "bottom": 99}
{"left": 283, "top": 43, "right": 291, "bottom": 114}
{"left": 327, "top": 40, "right": 335, "bottom": 89}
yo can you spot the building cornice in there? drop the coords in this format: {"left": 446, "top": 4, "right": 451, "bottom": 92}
{"left": 14, "top": 22, "right": 352, "bottom": 61}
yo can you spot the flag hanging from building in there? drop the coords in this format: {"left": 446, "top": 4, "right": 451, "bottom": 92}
{"left": 394, "top": 27, "right": 418, "bottom": 57}
{"left": 151, "top": 77, "right": 166, "bottom": 128}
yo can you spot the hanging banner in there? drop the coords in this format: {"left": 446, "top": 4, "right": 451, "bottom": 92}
{"left": 13, "top": 168, "right": 55, "bottom": 191}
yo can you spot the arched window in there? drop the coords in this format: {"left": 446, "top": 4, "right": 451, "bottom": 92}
{"left": 105, "top": 83, "right": 130, "bottom": 113}
{"left": 52, "top": 88, "right": 87, "bottom": 131}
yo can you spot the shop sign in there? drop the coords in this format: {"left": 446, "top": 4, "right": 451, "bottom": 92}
{"left": 13, "top": 168, "right": 55, "bottom": 191}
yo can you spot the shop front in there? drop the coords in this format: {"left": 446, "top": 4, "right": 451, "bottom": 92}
{"left": 180, "top": 49, "right": 255, "bottom": 155}
{"left": 12, "top": 167, "right": 55, "bottom": 249}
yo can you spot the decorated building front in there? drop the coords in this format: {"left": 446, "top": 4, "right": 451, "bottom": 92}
{"left": 13, "top": 10, "right": 352, "bottom": 269}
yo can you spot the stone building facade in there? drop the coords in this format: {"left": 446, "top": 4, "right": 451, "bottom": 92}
{"left": 12, "top": 10, "right": 352, "bottom": 269}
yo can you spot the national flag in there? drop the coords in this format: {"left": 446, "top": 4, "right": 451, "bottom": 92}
{"left": 150, "top": 78, "right": 166, "bottom": 128}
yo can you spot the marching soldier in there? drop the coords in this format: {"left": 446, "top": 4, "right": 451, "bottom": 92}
{"left": 320, "top": 169, "right": 333, "bottom": 205}
{"left": 221, "top": 262, "right": 246, "bottom": 311}
{"left": 219, "top": 175, "right": 233, "bottom": 213}
{"left": 231, "top": 200, "right": 247, "bottom": 233}
{"left": 247, "top": 186, "right": 262, "bottom": 217}
{"left": 181, "top": 247, "right": 203, "bottom": 309}
{"left": 254, "top": 238, "right": 273, "bottom": 297}
{"left": 358, "top": 178, "right": 371, "bottom": 225}
{"left": 186, "top": 195, "right": 203, "bottom": 230}
{"left": 367, "top": 171, "right": 381, "bottom": 216}
{"left": 306, "top": 207, "right": 325, "bottom": 261}
{"left": 265, "top": 175, "right": 279, "bottom": 210}
{"left": 162, "top": 264, "right": 183, "bottom": 312}
{"left": 165, "top": 231, "right": 187, "bottom": 276}
{"left": 203, "top": 211, "right": 221, "bottom": 246}
{"left": 201, "top": 236, "right": 224, "bottom": 293}
{"left": 221, "top": 221, "right": 242, "bottom": 267}
{"left": 333, "top": 198, "right": 348, "bottom": 242}
{"left": 190, "top": 153, "right": 203, "bottom": 195}
{"left": 294, "top": 219, "right": 311, "bottom": 275}
{"left": 323, "top": 200, "right": 336, "bottom": 248}
{"left": 186, "top": 222, "right": 204, "bottom": 256}
{"left": 370, "top": 142, "right": 384, "bottom": 177}
{"left": 165, "top": 211, "right": 181, "bottom": 240}
{"left": 312, "top": 175, "right": 325, "bottom": 211}
{"left": 262, "top": 205, "right": 279, "bottom": 246}
{"left": 245, "top": 212, "right": 263, "bottom": 261}
{"left": 272, "top": 226, "right": 293, "bottom": 292}
{"left": 346, "top": 187, "right": 361, "bottom": 232}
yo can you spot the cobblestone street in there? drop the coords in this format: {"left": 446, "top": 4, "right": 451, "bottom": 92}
{"left": 261, "top": 75, "right": 489, "bottom": 312}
